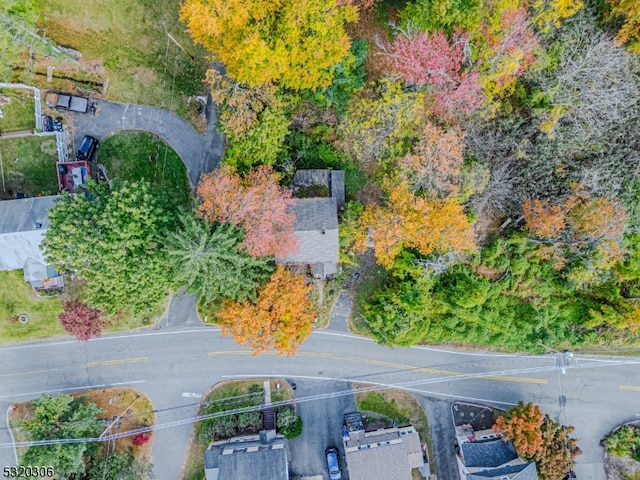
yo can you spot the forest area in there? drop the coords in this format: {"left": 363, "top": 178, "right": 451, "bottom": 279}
{"left": 177, "top": 0, "right": 640, "bottom": 353}
{"left": 24, "top": 0, "right": 640, "bottom": 354}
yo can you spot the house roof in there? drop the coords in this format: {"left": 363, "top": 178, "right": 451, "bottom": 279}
{"left": 466, "top": 462, "right": 538, "bottom": 480}
{"left": 461, "top": 439, "right": 519, "bottom": 468}
{"left": 345, "top": 426, "right": 424, "bottom": 480}
{"left": 278, "top": 198, "right": 339, "bottom": 271}
{"left": 0, "top": 196, "right": 57, "bottom": 234}
{"left": 205, "top": 437, "right": 288, "bottom": 480}
{"left": 0, "top": 196, "right": 57, "bottom": 271}
{"left": 347, "top": 442, "right": 413, "bottom": 480}
{"left": 291, "top": 197, "right": 338, "bottom": 231}
{"left": 291, "top": 169, "right": 345, "bottom": 209}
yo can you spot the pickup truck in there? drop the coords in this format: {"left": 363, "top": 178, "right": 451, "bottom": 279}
{"left": 45, "top": 92, "right": 88, "bottom": 114}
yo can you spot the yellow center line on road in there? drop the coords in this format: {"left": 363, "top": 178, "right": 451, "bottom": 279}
{"left": 86, "top": 357, "right": 148, "bottom": 368}
{"left": 207, "top": 351, "right": 547, "bottom": 385}
{"left": 620, "top": 385, "right": 640, "bottom": 391}
{"left": 0, "top": 368, "right": 60, "bottom": 378}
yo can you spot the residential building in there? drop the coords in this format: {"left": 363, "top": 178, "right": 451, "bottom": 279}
{"left": 291, "top": 169, "right": 345, "bottom": 210}
{"left": 455, "top": 425, "right": 538, "bottom": 480}
{"left": 277, "top": 197, "right": 339, "bottom": 278}
{"left": 343, "top": 412, "right": 427, "bottom": 480}
{"left": 0, "top": 196, "right": 57, "bottom": 271}
{"left": 204, "top": 430, "right": 288, "bottom": 480}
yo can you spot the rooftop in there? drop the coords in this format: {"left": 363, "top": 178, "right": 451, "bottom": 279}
{"left": 291, "top": 197, "right": 338, "bottom": 231}
{"left": 0, "top": 196, "right": 57, "bottom": 234}
{"left": 461, "top": 439, "right": 519, "bottom": 468}
{"left": 205, "top": 434, "right": 288, "bottom": 480}
{"left": 466, "top": 462, "right": 538, "bottom": 480}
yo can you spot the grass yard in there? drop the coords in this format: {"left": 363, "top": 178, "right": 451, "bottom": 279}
{"left": 0, "top": 270, "right": 64, "bottom": 344}
{"left": 0, "top": 135, "right": 59, "bottom": 199}
{"left": 37, "top": 0, "right": 208, "bottom": 120}
{"left": 98, "top": 131, "right": 191, "bottom": 207}
{"left": 354, "top": 387, "right": 436, "bottom": 477}
{"left": 0, "top": 272, "right": 169, "bottom": 345}
{"left": 0, "top": 89, "right": 35, "bottom": 132}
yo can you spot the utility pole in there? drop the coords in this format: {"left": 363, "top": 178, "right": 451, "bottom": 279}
{"left": 167, "top": 33, "right": 194, "bottom": 61}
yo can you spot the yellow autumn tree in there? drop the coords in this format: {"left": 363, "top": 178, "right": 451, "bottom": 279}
{"left": 180, "top": 0, "right": 358, "bottom": 90}
{"left": 217, "top": 266, "right": 315, "bottom": 355}
{"left": 356, "top": 182, "right": 477, "bottom": 268}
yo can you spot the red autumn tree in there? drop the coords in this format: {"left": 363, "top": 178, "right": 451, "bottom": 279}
{"left": 197, "top": 166, "right": 297, "bottom": 257}
{"left": 58, "top": 300, "right": 109, "bottom": 342}
{"left": 493, "top": 401, "right": 545, "bottom": 457}
{"left": 385, "top": 29, "right": 483, "bottom": 117}
{"left": 132, "top": 432, "right": 151, "bottom": 446}
{"left": 217, "top": 266, "right": 315, "bottom": 355}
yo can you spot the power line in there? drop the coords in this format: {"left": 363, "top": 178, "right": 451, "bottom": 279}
{"left": 3, "top": 358, "right": 639, "bottom": 449}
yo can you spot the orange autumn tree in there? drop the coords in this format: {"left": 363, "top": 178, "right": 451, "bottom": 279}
{"left": 356, "top": 182, "right": 477, "bottom": 268}
{"left": 493, "top": 401, "right": 545, "bottom": 457}
{"left": 217, "top": 266, "right": 315, "bottom": 355}
{"left": 522, "top": 191, "right": 629, "bottom": 284}
{"left": 197, "top": 166, "right": 297, "bottom": 258}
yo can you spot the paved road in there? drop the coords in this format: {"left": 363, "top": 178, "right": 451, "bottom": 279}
{"left": 1, "top": 330, "right": 639, "bottom": 479}
{"left": 69, "top": 97, "right": 223, "bottom": 188}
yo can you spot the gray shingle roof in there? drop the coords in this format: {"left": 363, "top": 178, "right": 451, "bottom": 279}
{"left": 278, "top": 198, "right": 339, "bottom": 270}
{"left": 347, "top": 442, "right": 413, "bottom": 480}
{"left": 461, "top": 440, "right": 519, "bottom": 468}
{"left": 466, "top": 462, "right": 538, "bottom": 480}
{"left": 0, "top": 196, "right": 57, "bottom": 234}
{"left": 205, "top": 438, "right": 288, "bottom": 480}
{"left": 291, "top": 197, "right": 338, "bottom": 231}
{"left": 218, "top": 446, "right": 287, "bottom": 479}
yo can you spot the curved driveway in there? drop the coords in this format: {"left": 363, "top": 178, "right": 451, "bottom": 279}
{"left": 0, "top": 327, "right": 638, "bottom": 480}
{"left": 70, "top": 97, "right": 224, "bottom": 188}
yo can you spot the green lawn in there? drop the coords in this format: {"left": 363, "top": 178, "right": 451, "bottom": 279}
{"left": 0, "top": 136, "right": 59, "bottom": 199}
{"left": 0, "top": 272, "right": 169, "bottom": 345}
{"left": 98, "top": 131, "right": 191, "bottom": 207}
{"left": 0, "top": 270, "right": 65, "bottom": 344}
{"left": 37, "top": 0, "right": 208, "bottom": 120}
{"left": 0, "top": 89, "right": 35, "bottom": 133}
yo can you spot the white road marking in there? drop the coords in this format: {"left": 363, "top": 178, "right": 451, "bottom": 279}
{"left": 0, "top": 380, "right": 146, "bottom": 399}
{"left": 181, "top": 392, "right": 201, "bottom": 398}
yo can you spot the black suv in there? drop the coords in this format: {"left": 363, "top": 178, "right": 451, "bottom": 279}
{"left": 76, "top": 135, "right": 99, "bottom": 161}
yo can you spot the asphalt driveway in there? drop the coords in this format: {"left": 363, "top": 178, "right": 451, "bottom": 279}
{"left": 288, "top": 380, "right": 356, "bottom": 479}
{"left": 68, "top": 95, "right": 223, "bottom": 187}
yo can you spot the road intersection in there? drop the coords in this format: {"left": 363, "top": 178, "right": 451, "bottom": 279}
{"left": 0, "top": 325, "right": 638, "bottom": 479}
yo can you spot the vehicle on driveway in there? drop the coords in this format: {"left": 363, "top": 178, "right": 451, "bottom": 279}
{"left": 76, "top": 135, "right": 99, "bottom": 161}
{"left": 325, "top": 447, "right": 342, "bottom": 480}
{"left": 45, "top": 92, "right": 88, "bottom": 114}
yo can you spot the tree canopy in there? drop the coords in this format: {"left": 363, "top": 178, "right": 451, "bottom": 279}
{"left": 166, "top": 214, "right": 274, "bottom": 305}
{"left": 197, "top": 166, "right": 297, "bottom": 258}
{"left": 20, "top": 395, "right": 103, "bottom": 478}
{"left": 42, "top": 181, "right": 176, "bottom": 314}
{"left": 217, "top": 265, "right": 315, "bottom": 355}
{"left": 180, "top": 0, "right": 358, "bottom": 90}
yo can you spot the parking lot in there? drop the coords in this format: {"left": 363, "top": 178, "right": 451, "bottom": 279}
{"left": 287, "top": 380, "right": 356, "bottom": 479}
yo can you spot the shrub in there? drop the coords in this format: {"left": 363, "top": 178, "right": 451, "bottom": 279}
{"left": 280, "top": 415, "right": 303, "bottom": 440}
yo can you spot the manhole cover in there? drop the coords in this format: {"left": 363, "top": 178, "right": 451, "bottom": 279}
{"left": 18, "top": 314, "right": 28, "bottom": 324}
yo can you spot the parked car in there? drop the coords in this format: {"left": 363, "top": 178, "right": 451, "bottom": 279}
{"left": 42, "top": 115, "right": 54, "bottom": 132}
{"left": 325, "top": 447, "right": 342, "bottom": 480}
{"left": 76, "top": 135, "right": 99, "bottom": 161}
{"left": 45, "top": 92, "right": 88, "bottom": 113}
